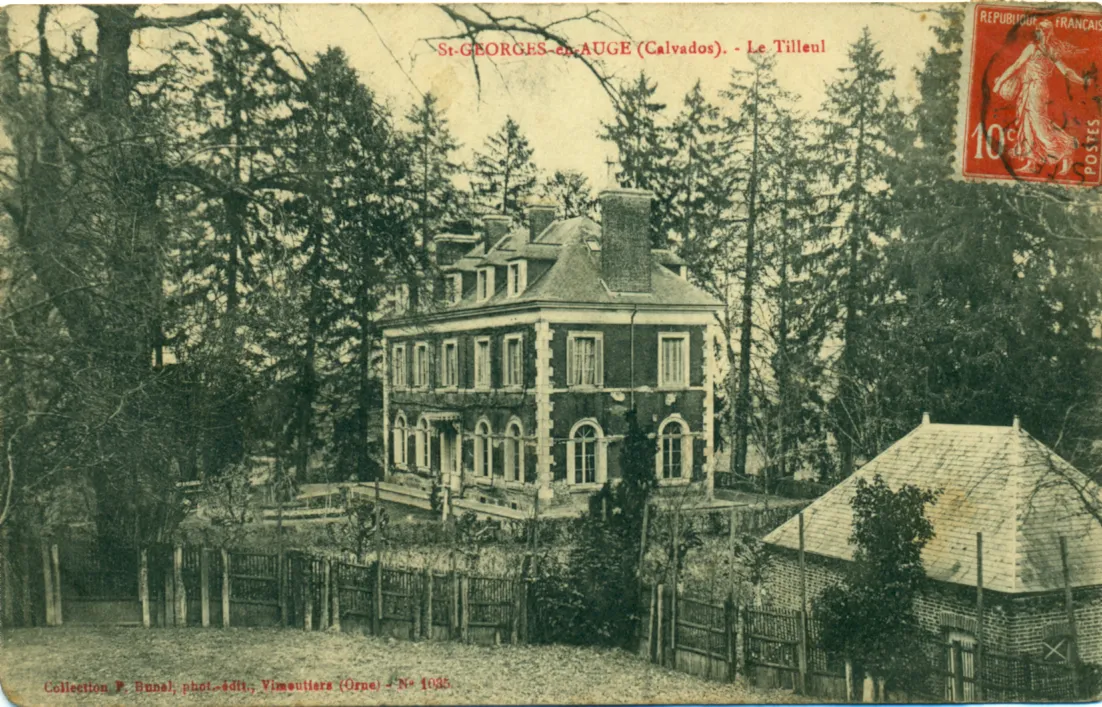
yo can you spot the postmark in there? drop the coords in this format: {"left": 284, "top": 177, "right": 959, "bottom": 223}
{"left": 957, "top": 3, "right": 1102, "bottom": 187}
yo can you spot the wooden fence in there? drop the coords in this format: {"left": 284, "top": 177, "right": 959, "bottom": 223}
{"left": 11, "top": 540, "right": 528, "bottom": 647}
{"left": 639, "top": 584, "right": 1076, "bottom": 703}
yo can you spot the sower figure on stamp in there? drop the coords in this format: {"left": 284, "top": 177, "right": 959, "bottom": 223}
{"left": 993, "top": 20, "right": 1089, "bottom": 176}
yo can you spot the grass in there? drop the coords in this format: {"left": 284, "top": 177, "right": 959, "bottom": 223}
{"left": 0, "top": 626, "right": 800, "bottom": 706}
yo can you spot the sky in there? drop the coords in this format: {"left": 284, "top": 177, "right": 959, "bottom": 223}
{"left": 274, "top": 3, "right": 946, "bottom": 186}
{"left": 5, "top": 3, "right": 948, "bottom": 186}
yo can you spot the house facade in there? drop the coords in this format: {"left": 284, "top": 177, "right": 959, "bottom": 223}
{"left": 381, "top": 189, "right": 723, "bottom": 516}
{"left": 761, "top": 416, "right": 1102, "bottom": 669}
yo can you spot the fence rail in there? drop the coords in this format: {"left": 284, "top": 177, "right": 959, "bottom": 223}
{"left": 10, "top": 540, "right": 527, "bottom": 648}
{"left": 638, "top": 583, "right": 1078, "bottom": 703}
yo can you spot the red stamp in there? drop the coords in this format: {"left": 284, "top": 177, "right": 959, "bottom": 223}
{"left": 958, "top": 3, "right": 1102, "bottom": 187}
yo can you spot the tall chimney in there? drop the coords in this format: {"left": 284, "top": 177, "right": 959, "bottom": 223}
{"left": 526, "top": 204, "right": 557, "bottom": 244}
{"left": 482, "top": 215, "right": 512, "bottom": 250}
{"left": 599, "top": 189, "right": 653, "bottom": 292}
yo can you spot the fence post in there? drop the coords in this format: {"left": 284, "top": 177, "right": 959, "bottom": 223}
{"left": 199, "top": 548, "right": 210, "bottom": 628}
{"left": 423, "top": 568, "right": 433, "bottom": 640}
{"left": 460, "top": 573, "right": 470, "bottom": 643}
{"left": 655, "top": 583, "right": 665, "bottom": 667}
{"left": 140, "top": 549, "right": 150, "bottom": 628}
{"left": 736, "top": 602, "right": 747, "bottom": 676}
{"left": 670, "top": 587, "right": 677, "bottom": 669}
{"left": 845, "top": 659, "right": 854, "bottom": 702}
{"left": 330, "top": 562, "right": 341, "bottom": 632}
{"left": 519, "top": 579, "right": 529, "bottom": 644}
{"left": 796, "top": 609, "right": 809, "bottom": 696}
{"left": 645, "top": 584, "right": 656, "bottom": 661}
{"left": 41, "top": 542, "right": 55, "bottom": 627}
{"left": 411, "top": 572, "right": 422, "bottom": 641}
{"left": 303, "top": 560, "right": 313, "bottom": 631}
{"left": 449, "top": 569, "right": 458, "bottom": 640}
{"left": 320, "top": 559, "right": 330, "bottom": 630}
{"left": 373, "top": 560, "right": 383, "bottom": 636}
{"left": 173, "top": 545, "right": 186, "bottom": 627}
{"left": 20, "top": 543, "right": 32, "bottom": 627}
{"left": 221, "top": 549, "right": 231, "bottom": 628}
{"left": 511, "top": 579, "right": 520, "bottom": 645}
{"left": 164, "top": 561, "right": 175, "bottom": 627}
{"left": 279, "top": 551, "right": 288, "bottom": 627}
{"left": 725, "top": 593, "right": 736, "bottom": 682}
{"left": 50, "top": 543, "right": 62, "bottom": 625}
{"left": 0, "top": 529, "right": 12, "bottom": 628}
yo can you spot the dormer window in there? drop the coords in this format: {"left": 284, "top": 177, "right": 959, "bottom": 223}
{"left": 477, "top": 267, "right": 495, "bottom": 302}
{"left": 447, "top": 273, "right": 463, "bottom": 305}
{"left": 507, "top": 260, "right": 528, "bottom": 297}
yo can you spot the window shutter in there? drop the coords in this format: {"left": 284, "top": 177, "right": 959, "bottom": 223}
{"left": 566, "top": 439, "right": 576, "bottom": 484}
{"left": 655, "top": 434, "right": 664, "bottom": 480}
{"left": 598, "top": 438, "right": 608, "bottom": 484}
{"left": 458, "top": 337, "right": 468, "bottom": 388}
{"left": 595, "top": 336, "right": 604, "bottom": 387}
{"left": 566, "top": 336, "right": 575, "bottom": 387}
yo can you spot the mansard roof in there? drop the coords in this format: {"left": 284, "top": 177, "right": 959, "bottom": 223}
{"left": 445, "top": 217, "right": 721, "bottom": 311}
{"left": 763, "top": 421, "right": 1102, "bottom": 594}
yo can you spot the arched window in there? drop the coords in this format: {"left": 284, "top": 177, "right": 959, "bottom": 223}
{"left": 657, "top": 416, "right": 692, "bottom": 482}
{"left": 567, "top": 420, "right": 604, "bottom": 485}
{"left": 392, "top": 413, "right": 408, "bottom": 467}
{"left": 475, "top": 420, "right": 492, "bottom": 477}
{"left": 416, "top": 417, "right": 431, "bottom": 469}
{"left": 505, "top": 421, "right": 524, "bottom": 482}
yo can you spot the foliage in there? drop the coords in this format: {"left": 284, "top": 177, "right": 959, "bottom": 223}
{"left": 540, "top": 170, "right": 595, "bottom": 219}
{"left": 469, "top": 116, "right": 539, "bottom": 218}
{"left": 325, "top": 496, "right": 388, "bottom": 559}
{"left": 816, "top": 474, "right": 939, "bottom": 693}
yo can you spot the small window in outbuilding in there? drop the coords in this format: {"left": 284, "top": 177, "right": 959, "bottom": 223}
{"left": 1041, "top": 624, "right": 1072, "bottom": 664}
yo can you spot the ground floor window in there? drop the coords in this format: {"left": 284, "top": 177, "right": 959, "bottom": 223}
{"left": 567, "top": 420, "right": 604, "bottom": 484}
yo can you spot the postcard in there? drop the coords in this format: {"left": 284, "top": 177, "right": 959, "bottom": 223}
{"left": 0, "top": 2, "right": 1100, "bottom": 705}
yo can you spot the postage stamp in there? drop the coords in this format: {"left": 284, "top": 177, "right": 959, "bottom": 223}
{"left": 958, "top": 3, "right": 1102, "bottom": 187}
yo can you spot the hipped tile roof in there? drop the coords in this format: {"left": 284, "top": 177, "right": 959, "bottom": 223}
{"left": 447, "top": 217, "right": 721, "bottom": 310}
{"left": 764, "top": 422, "right": 1102, "bottom": 594}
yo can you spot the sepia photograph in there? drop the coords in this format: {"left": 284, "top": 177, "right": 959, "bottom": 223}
{"left": 0, "top": 2, "right": 1100, "bottom": 704}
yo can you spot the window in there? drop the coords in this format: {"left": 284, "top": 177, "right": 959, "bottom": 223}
{"left": 440, "top": 339, "right": 458, "bottom": 388}
{"left": 505, "top": 421, "right": 524, "bottom": 482}
{"left": 567, "top": 420, "right": 605, "bottom": 485}
{"left": 412, "top": 342, "right": 430, "bottom": 388}
{"left": 415, "top": 417, "right": 431, "bottom": 469}
{"left": 507, "top": 260, "right": 527, "bottom": 297}
{"left": 570, "top": 423, "right": 600, "bottom": 484}
{"left": 1041, "top": 625, "right": 1072, "bottom": 664}
{"left": 474, "top": 337, "right": 491, "bottom": 389}
{"left": 391, "top": 344, "right": 407, "bottom": 389}
{"left": 567, "top": 332, "right": 603, "bottom": 388}
{"left": 392, "top": 413, "right": 408, "bottom": 468}
{"left": 447, "top": 273, "right": 463, "bottom": 305}
{"left": 477, "top": 267, "right": 495, "bottom": 302}
{"left": 475, "top": 420, "right": 492, "bottom": 478}
{"left": 657, "top": 416, "right": 692, "bottom": 482}
{"left": 659, "top": 333, "right": 690, "bottom": 388}
{"left": 502, "top": 334, "right": 524, "bottom": 388}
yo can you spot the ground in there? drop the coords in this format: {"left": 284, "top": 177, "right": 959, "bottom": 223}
{"left": 0, "top": 627, "right": 801, "bottom": 706}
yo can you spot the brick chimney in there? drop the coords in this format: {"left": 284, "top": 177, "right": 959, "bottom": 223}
{"left": 483, "top": 215, "right": 512, "bottom": 250}
{"left": 599, "top": 189, "right": 653, "bottom": 293}
{"left": 525, "top": 204, "right": 557, "bottom": 244}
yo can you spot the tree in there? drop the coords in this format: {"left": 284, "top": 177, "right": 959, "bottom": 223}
{"left": 540, "top": 169, "right": 594, "bottom": 219}
{"left": 403, "top": 92, "right": 462, "bottom": 246}
{"left": 817, "top": 474, "right": 939, "bottom": 696}
{"left": 813, "top": 28, "right": 904, "bottom": 478}
{"left": 469, "top": 116, "right": 539, "bottom": 218}
{"left": 599, "top": 71, "right": 677, "bottom": 246}
{"left": 720, "top": 54, "right": 794, "bottom": 480}
{"left": 536, "top": 409, "right": 656, "bottom": 647}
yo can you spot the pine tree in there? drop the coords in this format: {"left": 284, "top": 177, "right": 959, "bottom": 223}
{"left": 403, "top": 92, "right": 462, "bottom": 246}
{"left": 720, "top": 54, "right": 794, "bottom": 479}
{"left": 813, "top": 28, "right": 903, "bottom": 478}
{"left": 599, "top": 72, "right": 677, "bottom": 246}
{"left": 469, "top": 116, "right": 539, "bottom": 218}
{"left": 540, "top": 169, "right": 595, "bottom": 218}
